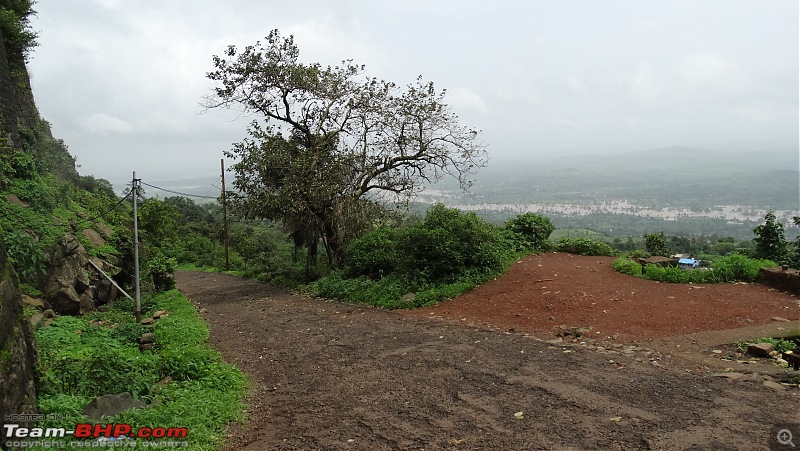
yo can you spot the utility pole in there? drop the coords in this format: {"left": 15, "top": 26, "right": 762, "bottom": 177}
{"left": 221, "top": 159, "right": 230, "bottom": 271}
{"left": 132, "top": 172, "right": 142, "bottom": 323}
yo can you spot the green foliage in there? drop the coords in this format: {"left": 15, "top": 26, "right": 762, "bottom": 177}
{"left": 3, "top": 228, "right": 45, "bottom": 283}
{"left": 312, "top": 204, "right": 521, "bottom": 308}
{"left": 641, "top": 264, "right": 717, "bottom": 284}
{"left": 753, "top": 210, "right": 788, "bottom": 263}
{"left": 344, "top": 227, "right": 398, "bottom": 279}
{"left": 147, "top": 252, "right": 177, "bottom": 292}
{"left": 504, "top": 213, "right": 554, "bottom": 250}
{"left": 0, "top": 0, "right": 38, "bottom": 66}
{"left": 311, "top": 272, "right": 409, "bottom": 308}
{"left": 613, "top": 254, "right": 775, "bottom": 283}
{"left": 555, "top": 237, "right": 614, "bottom": 256}
{"left": 34, "top": 290, "right": 246, "bottom": 450}
{"left": 396, "top": 204, "right": 514, "bottom": 283}
{"left": 18, "top": 282, "right": 41, "bottom": 297}
{"left": 711, "top": 254, "right": 776, "bottom": 282}
{"left": 644, "top": 231, "right": 669, "bottom": 257}
{"left": 76, "top": 174, "right": 115, "bottom": 198}
{"left": 157, "top": 347, "right": 220, "bottom": 381}
{"left": 628, "top": 248, "right": 651, "bottom": 258}
{"left": 8, "top": 150, "right": 38, "bottom": 179}
{"left": 611, "top": 258, "right": 642, "bottom": 276}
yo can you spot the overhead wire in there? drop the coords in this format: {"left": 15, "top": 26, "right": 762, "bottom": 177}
{"left": 73, "top": 189, "right": 133, "bottom": 229}
{"left": 139, "top": 181, "right": 221, "bottom": 200}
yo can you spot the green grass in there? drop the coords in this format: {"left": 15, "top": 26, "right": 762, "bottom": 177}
{"left": 31, "top": 290, "right": 246, "bottom": 451}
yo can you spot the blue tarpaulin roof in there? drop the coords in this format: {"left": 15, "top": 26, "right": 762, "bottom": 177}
{"left": 678, "top": 258, "right": 697, "bottom": 265}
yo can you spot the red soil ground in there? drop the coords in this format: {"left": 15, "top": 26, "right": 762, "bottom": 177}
{"left": 401, "top": 252, "right": 799, "bottom": 343}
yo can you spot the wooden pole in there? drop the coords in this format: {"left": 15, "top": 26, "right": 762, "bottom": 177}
{"left": 221, "top": 159, "right": 230, "bottom": 271}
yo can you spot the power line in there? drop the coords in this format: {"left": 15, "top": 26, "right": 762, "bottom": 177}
{"left": 139, "top": 181, "right": 220, "bottom": 199}
{"left": 73, "top": 189, "right": 133, "bottom": 229}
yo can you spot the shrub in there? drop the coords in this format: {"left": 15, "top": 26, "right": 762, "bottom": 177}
{"left": 395, "top": 204, "right": 513, "bottom": 283}
{"left": 504, "top": 213, "right": 554, "bottom": 250}
{"left": 344, "top": 228, "right": 398, "bottom": 279}
{"left": 612, "top": 258, "right": 642, "bottom": 276}
{"left": 711, "top": 254, "right": 775, "bottom": 282}
{"left": 555, "top": 237, "right": 614, "bottom": 256}
{"left": 628, "top": 249, "right": 651, "bottom": 259}
{"left": 147, "top": 253, "right": 177, "bottom": 292}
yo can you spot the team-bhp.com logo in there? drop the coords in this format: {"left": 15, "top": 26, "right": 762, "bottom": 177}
{"left": 4, "top": 422, "right": 188, "bottom": 439}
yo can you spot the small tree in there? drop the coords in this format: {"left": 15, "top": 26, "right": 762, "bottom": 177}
{"left": 644, "top": 231, "right": 669, "bottom": 257}
{"left": 752, "top": 210, "right": 787, "bottom": 263}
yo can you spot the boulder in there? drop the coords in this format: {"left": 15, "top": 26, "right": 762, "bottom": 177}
{"left": 5, "top": 193, "right": 29, "bottom": 208}
{"left": 79, "top": 290, "right": 95, "bottom": 314}
{"left": 42, "top": 234, "right": 94, "bottom": 315}
{"left": 89, "top": 256, "right": 121, "bottom": 277}
{"left": 81, "top": 228, "right": 105, "bottom": 248}
{"left": 42, "top": 235, "right": 90, "bottom": 315}
{"left": 95, "top": 222, "right": 114, "bottom": 239}
{"left": 49, "top": 286, "right": 82, "bottom": 315}
{"left": 83, "top": 393, "right": 146, "bottom": 420}
{"left": 139, "top": 333, "right": 155, "bottom": 345}
{"left": 93, "top": 278, "right": 118, "bottom": 306}
{"left": 747, "top": 342, "right": 774, "bottom": 357}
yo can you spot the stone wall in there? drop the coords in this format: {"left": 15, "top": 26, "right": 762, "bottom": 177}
{"left": 760, "top": 267, "right": 800, "bottom": 295}
{"left": 0, "top": 241, "right": 39, "bottom": 446}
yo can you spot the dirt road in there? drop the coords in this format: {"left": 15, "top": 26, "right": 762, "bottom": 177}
{"left": 176, "top": 258, "right": 799, "bottom": 450}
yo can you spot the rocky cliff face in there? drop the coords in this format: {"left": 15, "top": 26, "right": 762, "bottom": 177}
{"left": 0, "top": 26, "right": 38, "bottom": 151}
{"left": 0, "top": 240, "right": 39, "bottom": 436}
{"left": 0, "top": 17, "right": 42, "bottom": 441}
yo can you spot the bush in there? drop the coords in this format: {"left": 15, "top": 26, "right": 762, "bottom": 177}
{"left": 612, "top": 258, "right": 642, "bottom": 276}
{"left": 395, "top": 204, "right": 513, "bottom": 283}
{"left": 147, "top": 253, "right": 177, "bottom": 291}
{"left": 555, "top": 237, "right": 614, "bottom": 256}
{"left": 344, "top": 228, "right": 398, "bottom": 279}
{"left": 505, "top": 213, "right": 554, "bottom": 250}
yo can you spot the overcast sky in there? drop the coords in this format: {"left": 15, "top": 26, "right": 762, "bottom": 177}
{"left": 27, "top": 0, "right": 799, "bottom": 185}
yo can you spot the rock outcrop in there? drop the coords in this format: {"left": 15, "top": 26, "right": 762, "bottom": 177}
{"left": 40, "top": 234, "right": 121, "bottom": 315}
{"left": 0, "top": 240, "right": 39, "bottom": 433}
